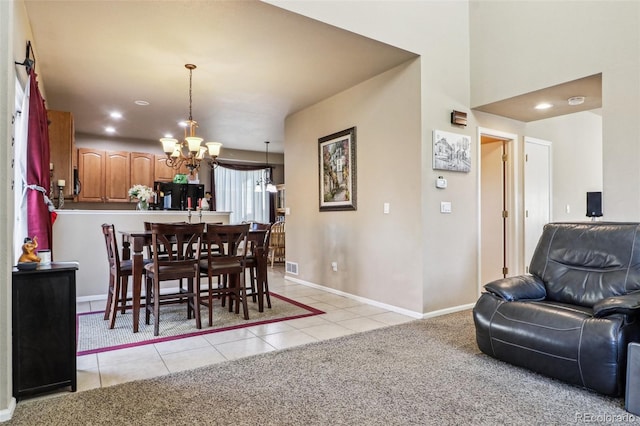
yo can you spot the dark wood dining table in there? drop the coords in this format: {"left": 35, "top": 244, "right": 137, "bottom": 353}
{"left": 120, "top": 228, "right": 268, "bottom": 333}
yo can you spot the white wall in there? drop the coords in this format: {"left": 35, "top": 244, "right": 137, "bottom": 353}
{"left": 526, "top": 111, "right": 603, "bottom": 221}
{"left": 272, "top": 1, "right": 476, "bottom": 314}
{"left": 470, "top": 1, "right": 640, "bottom": 220}
{"left": 285, "top": 59, "right": 424, "bottom": 313}
{"left": 0, "top": 0, "right": 15, "bottom": 420}
{"left": 53, "top": 210, "right": 229, "bottom": 298}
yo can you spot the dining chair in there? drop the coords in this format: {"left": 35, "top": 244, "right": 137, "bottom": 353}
{"left": 101, "top": 223, "right": 149, "bottom": 329}
{"left": 199, "top": 223, "right": 250, "bottom": 326}
{"left": 268, "top": 220, "right": 285, "bottom": 267}
{"left": 144, "top": 222, "right": 204, "bottom": 336}
{"left": 244, "top": 222, "right": 272, "bottom": 311}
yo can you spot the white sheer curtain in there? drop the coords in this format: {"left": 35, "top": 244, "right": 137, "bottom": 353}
{"left": 214, "top": 166, "right": 270, "bottom": 224}
{"left": 14, "top": 76, "right": 30, "bottom": 263}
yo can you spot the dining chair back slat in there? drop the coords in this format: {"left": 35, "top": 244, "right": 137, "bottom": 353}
{"left": 101, "top": 223, "right": 136, "bottom": 329}
{"left": 199, "top": 223, "right": 251, "bottom": 325}
{"left": 144, "top": 222, "right": 204, "bottom": 336}
{"left": 245, "top": 222, "right": 272, "bottom": 310}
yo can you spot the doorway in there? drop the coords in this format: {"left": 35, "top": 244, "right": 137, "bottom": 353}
{"left": 478, "top": 128, "right": 519, "bottom": 294}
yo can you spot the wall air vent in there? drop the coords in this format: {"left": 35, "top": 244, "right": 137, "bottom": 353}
{"left": 286, "top": 261, "right": 298, "bottom": 275}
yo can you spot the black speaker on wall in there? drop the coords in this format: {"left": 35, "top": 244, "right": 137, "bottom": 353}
{"left": 586, "top": 191, "right": 603, "bottom": 218}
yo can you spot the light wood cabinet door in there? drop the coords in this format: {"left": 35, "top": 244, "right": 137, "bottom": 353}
{"left": 105, "top": 151, "right": 130, "bottom": 202}
{"left": 131, "top": 153, "right": 155, "bottom": 188}
{"left": 154, "top": 155, "right": 188, "bottom": 182}
{"left": 47, "top": 110, "right": 75, "bottom": 198}
{"left": 77, "top": 148, "right": 105, "bottom": 202}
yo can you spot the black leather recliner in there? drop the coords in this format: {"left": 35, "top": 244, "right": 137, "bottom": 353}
{"left": 473, "top": 222, "right": 640, "bottom": 396}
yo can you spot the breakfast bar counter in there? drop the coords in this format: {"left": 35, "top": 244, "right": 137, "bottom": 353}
{"left": 52, "top": 210, "right": 230, "bottom": 299}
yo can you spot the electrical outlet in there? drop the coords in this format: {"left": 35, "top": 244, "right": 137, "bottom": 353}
{"left": 331, "top": 261, "right": 338, "bottom": 272}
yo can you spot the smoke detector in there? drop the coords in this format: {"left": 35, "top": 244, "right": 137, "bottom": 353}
{"left": 568, "top": 96, "right": 585, "bottom": 106}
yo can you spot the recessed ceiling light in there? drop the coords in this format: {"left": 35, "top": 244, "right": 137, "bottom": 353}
{"left": 105, "top": 126, "right": 116, "bottom": 133}
{"left": 568, "top": 96, "right": 585, "bottom": 106}
{"left": 134, "top": 100, "right": 149, "bottom": 106}
{"left": 178, "top": 121, "right": 188, "bottom": 127}
{"left": 535, "top": 102, "right": 553, "bottom": 110}
{"left": 163, "top": 133, "right": 173, "bottom": 138}
{"left": 110, "top": 111, "right": 122, "bottom": 119}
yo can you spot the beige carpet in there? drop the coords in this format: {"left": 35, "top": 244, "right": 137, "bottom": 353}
{"left": 77, "top": 292, "right": 322, "bottom": 355}
{"left": 9, "top": 310, "right": 633, "bottom": 425}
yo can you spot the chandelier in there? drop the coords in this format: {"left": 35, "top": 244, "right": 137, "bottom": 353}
{"left": 160, "top": 64, "right": 222, "bottom": 173}
{"left": 255, "top": 141, "right": 277, "bottom": 193}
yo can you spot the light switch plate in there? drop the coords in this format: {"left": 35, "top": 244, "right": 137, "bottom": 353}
{"left": 440, "top": 201, "right": 452, "bottom": 213}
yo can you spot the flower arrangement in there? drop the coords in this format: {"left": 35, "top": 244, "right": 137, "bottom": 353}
{"left": 128, "top": 184, "right": 154, "bottom": 202}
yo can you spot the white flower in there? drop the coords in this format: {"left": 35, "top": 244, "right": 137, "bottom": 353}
{"left": 128, "top": 184, "right": 154, "bottom": 202}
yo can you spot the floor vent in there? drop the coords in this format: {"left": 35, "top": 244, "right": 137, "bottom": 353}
{"left": 286, "top": 261, "right": 299, "bottom": 275}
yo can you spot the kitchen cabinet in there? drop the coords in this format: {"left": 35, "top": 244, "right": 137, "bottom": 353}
{"left": 78, "top": 148, "right": 130, "bottom": 202}
{"left": 77, "top": 148, "right": 104, "bottom": 202}
{"left": 105, "top": 151, "right": 131, "bottom": 202}
{"left": 12, "top": 263, "right": 78, "bottom": 399}
{"left": 131, "top": 152, "right": 155, "bottom": 188}
{"left": 154, "top": 155, "right": 189, "bottom": 182}
{"left": 47, "top": 110, "right": 76, "bottom": 199}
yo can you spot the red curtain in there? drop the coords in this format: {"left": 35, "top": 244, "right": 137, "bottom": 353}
{"left": 26, "top": 69, "right": 53, "bottom": 250}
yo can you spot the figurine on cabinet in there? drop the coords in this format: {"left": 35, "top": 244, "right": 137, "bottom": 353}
{"left": 18, "top": 236, "right": 41, "bottom": 263}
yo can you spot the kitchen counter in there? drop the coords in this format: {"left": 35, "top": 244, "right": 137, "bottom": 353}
{"left": 52, "top": 210, "right": 230, "bottom": 299}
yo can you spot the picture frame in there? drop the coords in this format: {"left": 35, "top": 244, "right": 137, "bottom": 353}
{"left": 319, "top": 127, "right": 357, "bottom": 211}
{"left": 433, "top": 129, "right": 471, "bottom": 173}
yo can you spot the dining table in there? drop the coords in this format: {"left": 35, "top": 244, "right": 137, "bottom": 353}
{"left": 120, "top": 227, "right": 268, "bottom": 333}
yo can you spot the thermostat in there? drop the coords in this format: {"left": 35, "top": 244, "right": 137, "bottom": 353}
{"left": 436, "top": 176, "right": 447, "bottom": 189}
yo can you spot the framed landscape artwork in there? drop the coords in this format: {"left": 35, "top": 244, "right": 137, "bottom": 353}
{"left": 319, "top": 127, "right": 357, "bottom": 211}
{"left": 433, "top": 129, "right": 471, "bottom": 173}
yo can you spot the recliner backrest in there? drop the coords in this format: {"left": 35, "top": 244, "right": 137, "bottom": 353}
{"left": 529, "top": 222, "right": 640, "bottom": 307}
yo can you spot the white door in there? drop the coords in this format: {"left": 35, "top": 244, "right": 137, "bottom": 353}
{"left": 524, "top": 137, "right": 552, "bottom": 273}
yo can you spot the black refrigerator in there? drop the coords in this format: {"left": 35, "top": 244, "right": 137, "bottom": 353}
{"left": 154, "top": 182, "right": 204, "bottom": 210}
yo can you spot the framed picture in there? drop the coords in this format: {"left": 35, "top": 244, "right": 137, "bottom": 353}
{"left": 319, "top": 127, "right": 357, "bottom": 211}
{"left": 433, "top": 129, "right": 471, "bottom": 173}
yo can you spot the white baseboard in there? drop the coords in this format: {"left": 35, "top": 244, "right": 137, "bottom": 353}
{"left": 0, "top": 397, "right": 16, "bottom": 422}
{"left": 284, "top": 275, "right": 473, "bottom": 319}
{"left": 421, "top": 303, "right": 475, "bottom": 319}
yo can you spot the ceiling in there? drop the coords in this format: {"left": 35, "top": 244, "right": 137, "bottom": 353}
{"left": 22, "top": 1, "right": 603, "bottom": 156}
{"left": 473, "top": 73, "right": 602, "bottom": 122}
{"left": 22, "top": 0, "right": 417, "bottom": 154}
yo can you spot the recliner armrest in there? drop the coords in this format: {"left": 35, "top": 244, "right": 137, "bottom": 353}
{"left": 483, "top": 275, "right": 546, "bottom": 301}
{"left": 593, "top": 291, "right": 640, "bottom": 318}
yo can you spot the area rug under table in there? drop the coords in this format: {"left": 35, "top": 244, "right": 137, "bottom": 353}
{"left": 77, "top": 293, "right": 323, "bottom": 355}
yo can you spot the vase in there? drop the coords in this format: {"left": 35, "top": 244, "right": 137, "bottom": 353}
{"left": 136, "top": 200, "right": 149, "bottom": 211}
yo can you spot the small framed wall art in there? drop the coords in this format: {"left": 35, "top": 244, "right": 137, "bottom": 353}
{"left": 433, "top": 129, "right": 471, "bottom": 173}
{"left": 318, "top": 127, "right": 357, "bottom": 211}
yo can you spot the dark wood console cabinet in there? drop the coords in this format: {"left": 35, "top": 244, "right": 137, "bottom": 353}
{"left": 12, "top": 263, "right": 78, "bottom": 399}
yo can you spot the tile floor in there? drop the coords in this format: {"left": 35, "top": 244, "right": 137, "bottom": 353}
{"left": 74, "top": 266, "right": 415, "bottom": 392}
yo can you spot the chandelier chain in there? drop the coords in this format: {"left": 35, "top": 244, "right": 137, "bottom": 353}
{"left": 188, "top": 67, "right": 193, "bottom": 121}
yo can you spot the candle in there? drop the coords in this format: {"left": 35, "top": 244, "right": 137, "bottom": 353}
{"left": 187, "top": 198, "right": 192, "bottom": 209}
{"left": 57, "top": 179, "right": 65, "bottom": 187}
{"left": 49, "top": 163, "right": 54, "bottom": 171}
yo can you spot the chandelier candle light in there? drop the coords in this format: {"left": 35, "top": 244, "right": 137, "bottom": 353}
{"left": 160, "top": 64, "right": 223, "bottom": 173}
